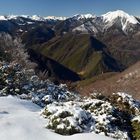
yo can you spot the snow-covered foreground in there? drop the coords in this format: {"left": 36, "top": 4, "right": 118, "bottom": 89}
{"left": 0, "top": 96, "right": 114, "bottom": 140}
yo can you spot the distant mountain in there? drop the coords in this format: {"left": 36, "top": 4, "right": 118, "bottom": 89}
{"left": 101, "top": 10, "right": 139, "bottom": 32}
{"left": 72, "top": 10, "right": 140, "bottom": 34}
{"left": 0, "top": 15, "right": 67, "bottom": 21}
{"left": 70, "top": 14, "right": 95, "bottom": 20}
{"left": 45, "top": 16, "right": 67, "bottom": 21}
{"left": 54, "top": 14, "right": 96, "bottom": 35}
{"left": 0, "top": 10, "right": 139, "bottom": 35}
{"left": 0, "top": 15, "right": 63, "bottom": 35}
{"left": 22, "top": 25, "right": 55, "bottom": 46}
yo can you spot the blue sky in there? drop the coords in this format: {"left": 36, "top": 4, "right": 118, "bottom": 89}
{"left": 0, "top": 0, "right": 140, "bottom": 16}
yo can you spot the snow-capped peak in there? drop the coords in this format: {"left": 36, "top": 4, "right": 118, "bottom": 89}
{"left": 30, "top": 15, "right": 45, "bottom": 21}
{"left": 0, "top": 15, "right": 8, "bottom": 20}
{"left": 7, "top": 15, "right": 18, "bottom": 20}
{"left": 7, "top": 15, "right": 28, "bottom": 20}
{"left": 102, "top": 10, "right": 139, "bottom": 24}
{"left": 101, "top": 10, "right": 139, "bottom": 32}
{"left": 72, "top": 14, "right": 96, "bottom": 20}
{"left": 45, "top": 16, "right": 67, "bottom": 21}
{"left": 0, "top": 14, "right": 67, "bottom": 22}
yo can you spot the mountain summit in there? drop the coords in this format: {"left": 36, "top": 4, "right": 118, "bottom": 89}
{"left": 102, "top": 10, "right": 138, "bottom": 24}
{"left": 101, "top": 10, "right": 139, "bottom": 31}
{"left": 71, "top": 14, "right": 96, "bottom": 20}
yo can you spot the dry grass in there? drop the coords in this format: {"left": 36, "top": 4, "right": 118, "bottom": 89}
{"left": 77, "top": 61, "right": 140, "bottom": 100}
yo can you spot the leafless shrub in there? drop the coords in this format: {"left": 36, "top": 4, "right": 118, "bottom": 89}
{"left": 0, "top": 33, "right": 37, "bottom": 70}
{"left": 38, "top": 70, "right": 49, "bottom": 80}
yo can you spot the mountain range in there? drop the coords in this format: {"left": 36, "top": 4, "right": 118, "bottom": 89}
{"left": 0, "top": 10, "right": 140, "bottom": 98}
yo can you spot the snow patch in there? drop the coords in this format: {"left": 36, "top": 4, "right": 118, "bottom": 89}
{"left": 0, "top": 96, "right": 114, "bottom": 140}
{"left": 71, "top": 14, "right": 96, "bottom": 20}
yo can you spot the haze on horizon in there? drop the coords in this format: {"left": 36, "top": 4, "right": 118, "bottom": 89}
{"left": 0, "top": 0, "right": 139, "bottom": 16}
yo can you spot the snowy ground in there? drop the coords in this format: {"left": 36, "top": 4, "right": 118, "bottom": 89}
{"left": 0, "top": 96, "right": 114, "bottom": 140}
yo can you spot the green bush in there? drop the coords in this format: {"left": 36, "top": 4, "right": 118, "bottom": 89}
{"left": 59, "top": 111, "right": 73, "bottom": 118}
{"left": 42, "top": 109, "right": 52, "bottom": 117}
{"left": 132, "top": 120, "right": 140, "bottom": 139}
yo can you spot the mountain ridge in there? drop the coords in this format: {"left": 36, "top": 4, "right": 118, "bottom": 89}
{"left": 0, "top": 10, "right": 138, "bottom": 23}
{"left": 0, "top": 10, "right": 139, "bottom": 36}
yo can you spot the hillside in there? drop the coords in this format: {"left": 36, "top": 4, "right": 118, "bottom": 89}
{"left": 28, "top": 49, "right": 81, "bottom": 82}
{"left": 77, "top": 61, "right": 140, "bottom": 100}
{"left": 33, "top": 33, "right": 124, "bottom": 79}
